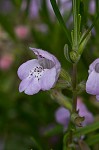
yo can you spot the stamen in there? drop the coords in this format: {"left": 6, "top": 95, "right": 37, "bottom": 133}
{"left": 29, "top": 66, "right": 44, "bottom": 80}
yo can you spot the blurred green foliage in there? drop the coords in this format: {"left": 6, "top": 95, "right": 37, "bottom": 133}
{"left": 0, "top": 0, "right": 99, "bottom": 149}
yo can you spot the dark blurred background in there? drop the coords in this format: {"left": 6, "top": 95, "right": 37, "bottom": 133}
{"left": 0, "top": 0, "right": 99, "bottom": 149}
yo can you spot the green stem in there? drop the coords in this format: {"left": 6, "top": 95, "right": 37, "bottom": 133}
{"left": 72, "top": 0, "right": 80, "bottom": 50}
{"left": 73, "top": 0, "right": 77, "bottom": 48}
{"left": 72, "top": 63, "right": 77, "bottom": 112}
{"left": 63, "top": 1, "right": 78, "bottom": 149}
{"left": 72, "top": 0, "right": 78, "bottom": 113}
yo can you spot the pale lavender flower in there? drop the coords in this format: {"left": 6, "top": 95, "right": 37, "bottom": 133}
{"left": 86, "top": 58, "right": 99, "bottom": 101}
{"left": 55, "top": 107, "right": 70, "bottom": 130}
{"left": 55, "top": 98, "right": 94, "bottom": 129}
{"left": 29, "top": 0, "right": 41, "bottom": 19}
{"left": 17, "top": 48, "right": 61, "bottom": 95}
{"left": 89, "top": 0, "right": 96, "bottom": 15}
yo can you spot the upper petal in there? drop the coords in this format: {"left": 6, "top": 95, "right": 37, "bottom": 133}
{"left": 39, "top": 67, "right": 56, "bottom": 90}
{"left": 86, "top": 70, "right": 99, "bottom": 95}
{"left": 17, "top": 59, "right": 39, "bottom": 80}
{"left": 89, "top": 58, "right": 99, "bottom": 74}
{"left": 25, "top": 78, "right": 41, "bottom": 95}
{"left": 29, "top": 47, "right": 61, "bottom": 76}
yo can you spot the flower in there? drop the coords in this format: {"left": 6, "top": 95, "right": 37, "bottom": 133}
{"left": 15, "top": 25, "right": 29, "bottom": 39}
{"left": 55, "top": 107, "right": 70, "bottom": 130}
{"left": 0, "top": 54, "right": 14, "bottom": 70}
{"left": 55, "top": 98, "right": 94, "bottom": 130}
{"left": 77, "top": 99, "right": 94, "bottom": 126}
{"left": 89, "top": 0, "right": 96, "bottom": 14}
{"left": 17, "top": 48, "right": 61, "bottom": 95}
{"left": 86, "top": 58, "right": 99, "bottom": 101}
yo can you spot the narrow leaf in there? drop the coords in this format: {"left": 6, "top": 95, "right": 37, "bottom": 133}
{"left": 80, "top": 15, "right": 99, "bottom": 45}
{"left": 74, "top": 121, "right": 99, "bottom": 137}
{"left": 63, "top": 132, "right": 70, "bottom": 150}
{"left": 64, "top": 44, "right": 72, "bottom": 63}
{"left": 78, "top": 32, "right": 91, "bottom": 55}
{"left": 50, "top": 0, "right": 72, "bottom": 45}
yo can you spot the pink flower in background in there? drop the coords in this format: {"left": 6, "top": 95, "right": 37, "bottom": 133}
{"left": 17, "top": 48, "right": 61, "bottom": 95}
{"left": 55, "top": 98, "right": 94, "bottom": 129}
{"left": 86, "top": 59, "right": 99, "bottom": 101}
{"left": 77, "top": 99, "right": 94, "bottom": 125}
{"left": 0, "top": 54, "right": 14, "bottom": 70}
{"left": 15, "top": 25, "right": 29, "bottom": 39}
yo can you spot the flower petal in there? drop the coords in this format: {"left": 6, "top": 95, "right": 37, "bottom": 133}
{"left": 55, "top": 107, "right": 70, "bottom": 126}
{"left": 19, "top": 78, "right": 31, "bottom": 92}
{"left": 86, "top": 70, "right": 99, "bottom": 95}
{"left": 25, "top": 78, "right": 41, "bottom": 95}
{"left": 38, "top": 58, "right": 55, "bottom": 69}
{"left": 17, "top": 59, "right": 39, "bottom": 80}
{"left": 39, "top": 67, "right": 56, "bottom": 90}
{"left": 96, "top": 95, "right": 99, "bottom": 101}
{"left": 77, "top": 99, "right": 94, "bottom": 125}
{"left": 89, "top": 58, "right": 99, "bottom": 74}
{"left": 29, "top": 47, "right": 61, "bottom": 76}
{"left": 83, "top": 112, "right": 94, "bottom": 125}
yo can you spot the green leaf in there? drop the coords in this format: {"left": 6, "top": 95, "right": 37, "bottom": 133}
{"left": 64, "top": 44, "right": 72, "bottom": 63}
{"left": 78, "top": 31, "right": 91, "bottom": 55}
{"left": 51, "top": 90, "right": 72, "bottom": 111}
{"left": 80, "top": 15, "right": 99, "bottom": 45}
{"left": 74, "top": 121, "right": 99, "bottom": 137}
{"left": 60, "top": 68, "right": 71, "bottom": 82}
{"left": 86, "top": 134, "right": 99, "bottom": 146}
{"left": 63, "top": 132, "right": 70, "bottom": 150}
{"left": 50, "top": 0, "right": 72, "bottom": 45}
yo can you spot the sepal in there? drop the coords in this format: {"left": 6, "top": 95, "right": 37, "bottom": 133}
{"left": 51, "top": 90, "right": 72, "bottom": 111}
{"left": 71, "top": 112, "right": 85, "bottom": 127}
{"left": 78, "top": 140, "right": 91, "bottom": 150}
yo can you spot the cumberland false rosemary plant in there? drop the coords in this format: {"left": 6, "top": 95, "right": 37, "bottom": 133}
{"left": 17, "top": 0, "right": 99, "bottom": 149}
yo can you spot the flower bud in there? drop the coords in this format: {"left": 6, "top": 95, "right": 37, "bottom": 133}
{"left": 70, "top": 51, "right": 80, "bottom": 63}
